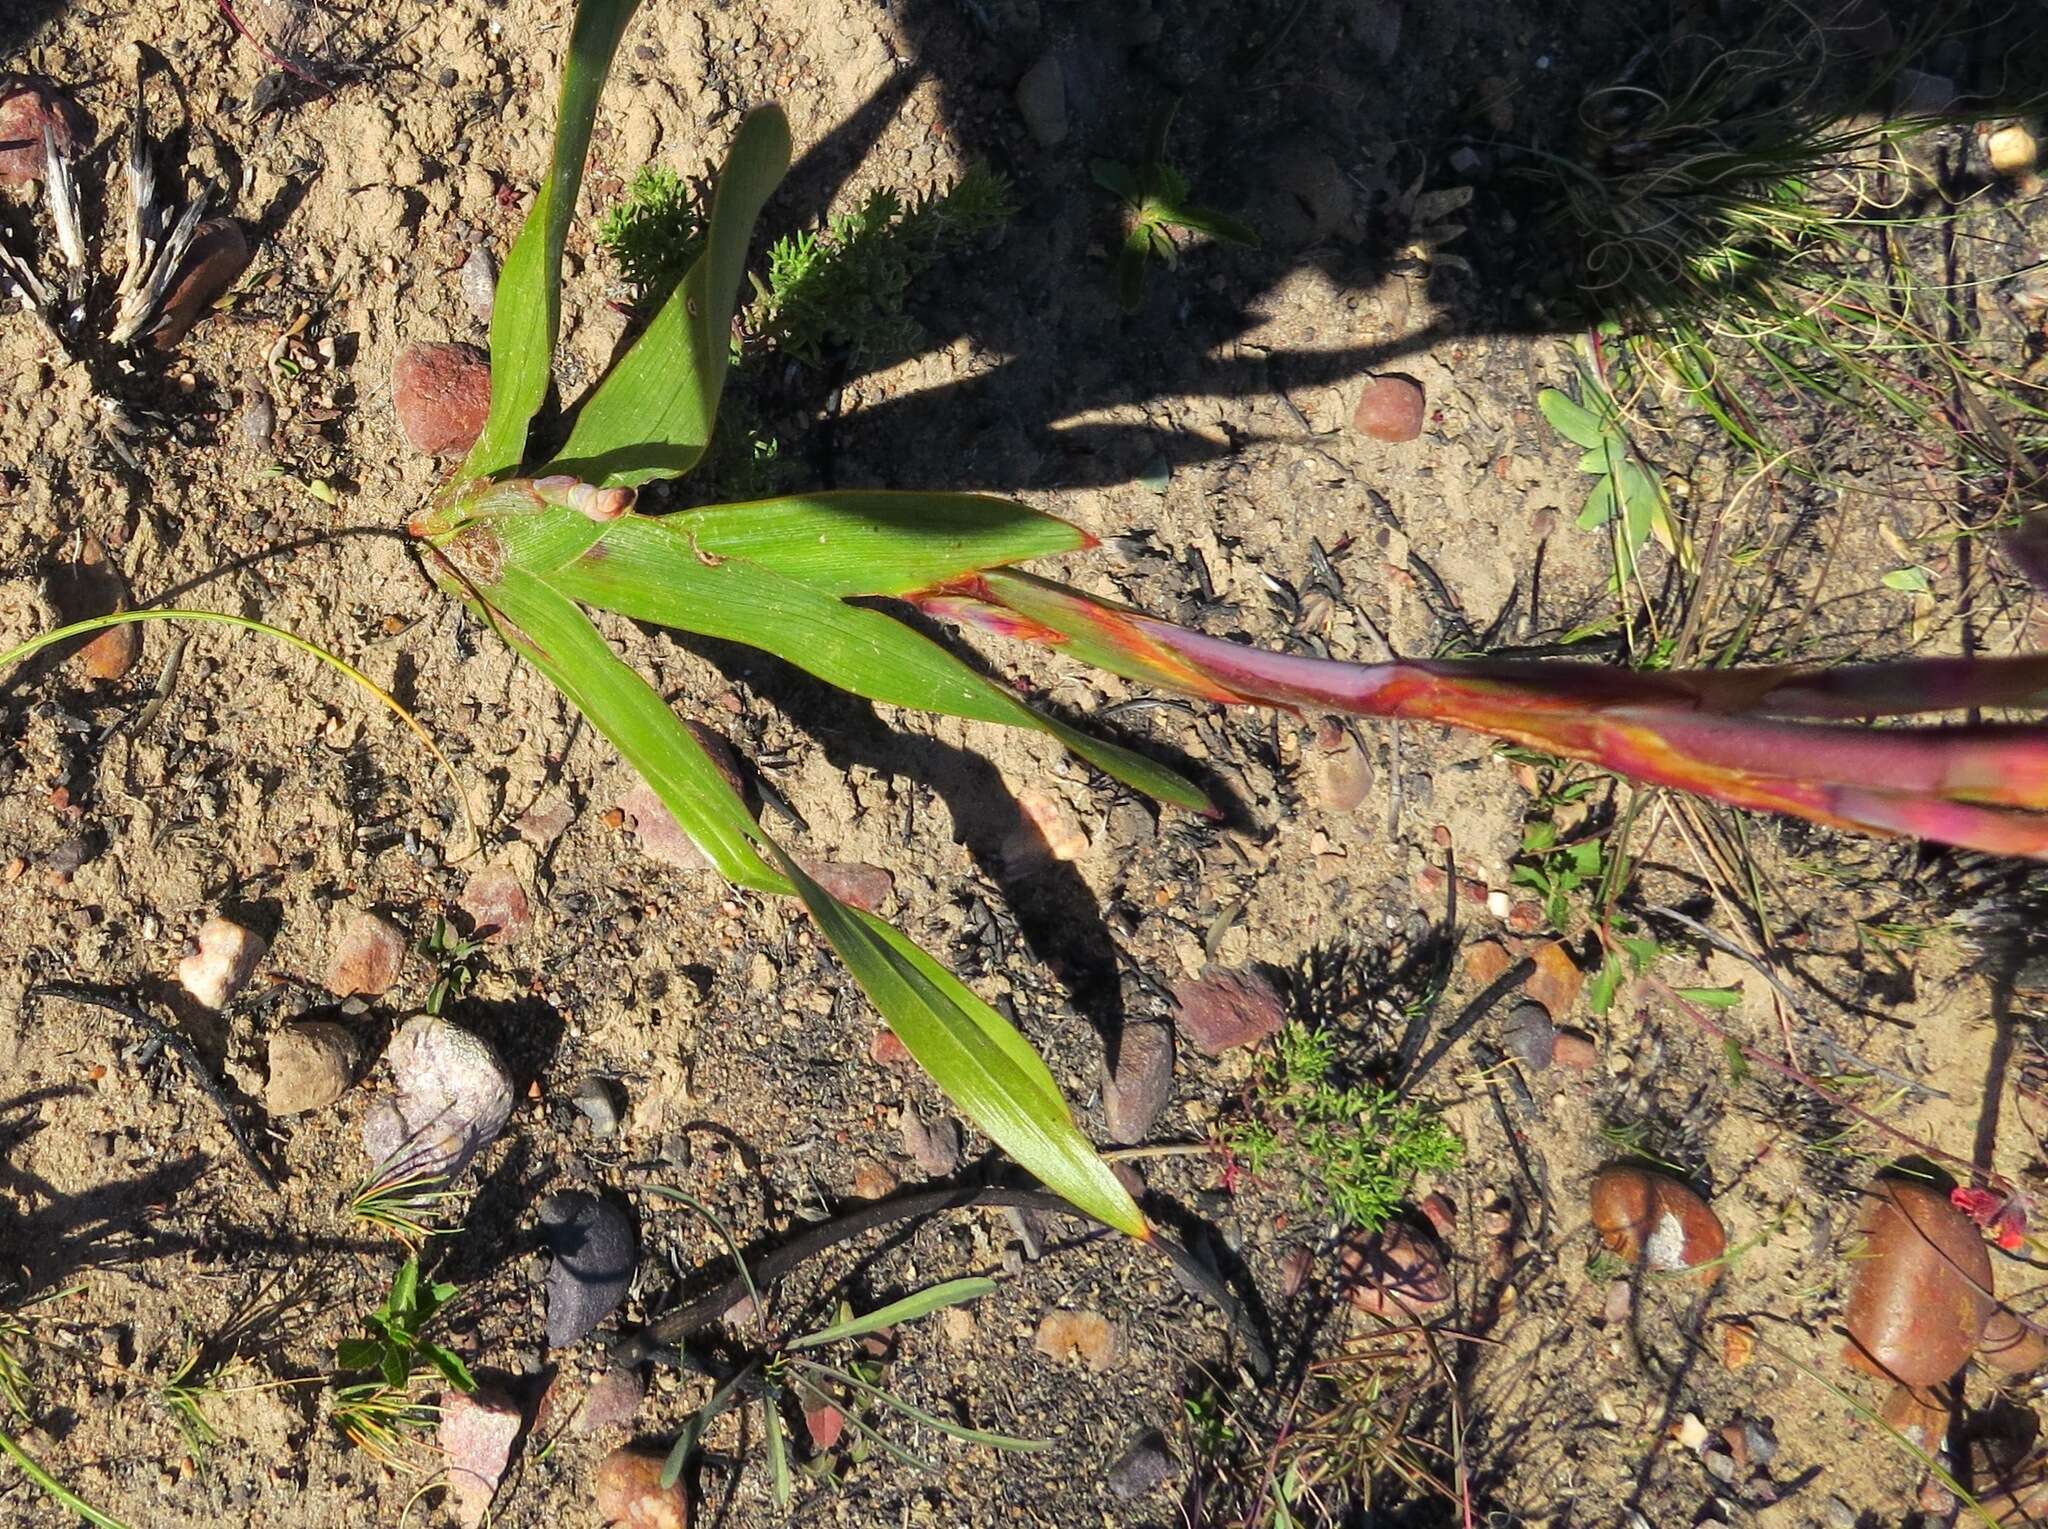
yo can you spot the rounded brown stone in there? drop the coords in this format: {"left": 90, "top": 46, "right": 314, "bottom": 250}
{"left": 1589, "top": 1167, "right": 1726, "bottom": 1283}
{"left": 392, "top": 340, "right": 492, "bottom": 457}
{"left": 1843, "top": 1178, "right": 1994, "bottom": 1386}
{"left": 0, "top": 75, "right": 90, "bottom": 185}
{"left": 150, "top": 221, "right": 251, "bottom": 351}
{"left": 1351, "top": 374, "right": 1426, "bottom": 443}
{"left": 1982, "top": 1307, "right": 2048, "bottom": 1376}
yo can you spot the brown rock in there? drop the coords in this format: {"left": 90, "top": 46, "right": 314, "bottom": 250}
{"left": 804, "top": 1402, "right": 845, "bottom": 1450}
{"left": 0, "top": 75, "right": 90, "bottom": 185}
{"left": 458, "top": 865, "right": 533, "bottom": 945}
{"left": 1104, "top": 1022, "right": 1173, "bottom": 1144}
{"left": 1844, "top": 1178, "right": 1994, "bottom": 1386}
{"left": 898, "top": 1109, "right": 962, "bottom": 1177}
{"left": 1170, "top": 967, "right": 1286, "bottom": 1056}
{"left": 391, "top": 340, "right": 492, "bottom": 457}
{"left": 1524, "top": 940, "right": 1583, "bottom": 1019}
{"left": 594, "top": 1446, "right": 688, "bottom": 1529}
{"left": 1879, "top": 1383, "right": 1950, "bottom": 1451}
{"left": 850, "top": 1160, "right": 896, "bottom": 1199}
{"left": 621, "top": 725, "right": 755, "bottom": 871}
{"left": 572, "top": 1366, "right": 646, "bottom": 1435}
{"left": 1009, "top": 787, "right": 1090, "bottom": 866}
{"left": 1351, "top": 374, "right": 1426, "bottom": 443}
{"left": 1719, "top": 1320, "right": 1756, "bottom": 1371}
{"left": 1550, "top": 1029, "right": 1599, "bottom": 1070}
{"left": 868, "top": 1029, "right": 914, "bottom": 1067}
{"left": 151, "top": 221, "right": 251, "bottom": 351}
{"left": 1589, "top": 1167, "right": 1726, "bottom": 1282}
{"left": 264, "top": 1020, "right": 360, "bottom": 1115}
{"left": 799, "top": 859, "right": 893, "bottom": 913}
{"left": 1337, "top": 1222, "right": 1451, "bottom": 1315}
{"left": 325, "top": 910, "right": 406, "bottom": 997}
{"left": 1312, "top": 719, "right": 1373, "bottom": 813}
{"left": 1983, "top": 1308, "right": 2048, "bottom": 1375}
{"left": 48, "top": 534, "right": 136, "bottom": 683}
{"left": 1034, "top": 1310, "right": 1118, "bottom": 1371}
{"left": 438, "top": 1387, "right": 522, "bottom": 1529}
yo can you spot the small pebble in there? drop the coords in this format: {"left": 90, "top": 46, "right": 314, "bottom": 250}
{"left": 361, "top": 1015, "right": 513, "bottom": 1181}
{"left": 1351, "top": 374, "right": 1426, "bottom": 442}
{"left": 460, "top": 245, "right": 497, "bottom": 324}
{"left": 594, "top": 1446, "right": 687, "bottom": 1529}
{"left": 391, "top": 340, "right": 492, "bottom": 457}
{"left": 898, "top": 1109, "right": 962, "bottom": 1177}
{"left": 1337, "top": 1221, "right": 1450, "bottom": 1314}
{"left": 572, "top": 1366, "right": 645, "bottom": 1435}
{"left": 0, "top": 75, "right": 90, "bottom": 184}
{"left": 1107, "top": 1430, "right": 1175, "bottom": 1500}
{"left": 264, "top": 1020, "right": 360, "bottom": 1115}
{"left": 1589, "top": 1167, "right": 1726, "bottom": 1282}
{"left": 177, "top": 916, "right": 267, "bottom": 1009}
{"left": 458, "top": 865, "right": 533, "bottom": 945}
{"left": 1170, "top": 967, "right": 1286, "bottom": 1056}
{"left": 1502, "top": 1000, "right": 1556, "bottom": 1070}
{"left": 1104, "top": 1022, "right": 1173, "bottom": 1144}
{"left": 325, "top": 910, "right": 406, "bottom": 997}
{"left": 438, "top": 1387, "right": 522, "bottom": 1529}
{"left": 1014, "top": 53, "right": 1068, "bottom": 147}
{"left": 151, "top": 221, "right": 251, "bottom": 351}
{"left": 570, "top": 1075, "right": 625, "bottom": 1139}
{"left": 540, "top": 1191, "right": 638, "bottom": 1348}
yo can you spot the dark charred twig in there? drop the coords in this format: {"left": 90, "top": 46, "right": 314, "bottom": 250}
{"left": 25, "top": 981, "right": 279, "bottom": 1191}
{"left": 1400, "top": 957, "right": 1536, "bottom": 1091}
{"left": 639, "top": 1183, "right": 1272, "bottom": 1377}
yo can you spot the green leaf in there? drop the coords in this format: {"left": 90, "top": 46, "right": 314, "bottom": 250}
{"left": 1723, "top": 1035, "right": 1751, "bottom": 1086}
{"left": 1539, "top": 387, "right": 1607, "bottom": 450}
{"left": 1616, "top": 459, "right": 1661, "bottom": 556}
{"left": 1576, "top": 473, "right": 1617, "bottom": 531}
{"left": 423, "top": 1345, "right": 476, "bottom": 1394}
{"left": 335, "top": 1339, "right": 380, "bottom": 1373}
{"left": 608, "top": 492, "right": 1088, "bottom": 599}
{"left": 509, "top": 510, "right": 1207, "bottom": 809}
{"left": 1091, "top": 159, "right": 1142, "bottom": 202}
{"left": 765, "top": 843, "right": 1147, "bottom": 1237}
{"left": 662, "top": 1368, "right": 750, "bottom": 1489}
{"left": 1882, "top": 566, "right": 1932, "bottom": 594}
{"left": 544, "top": 107, "right": 793, "bottom": 487}
{"left": 790, "top": 1278, "right": 997, "bottom": 1350}
{"left": 460, "top": 0, "right": 643, "bottom": 481}
{"left": 1587, "top": 952, "right": 1626, "bottom": 1015}
{"left": 456, "top": 564, "right": 1144, "bottom": 1237}
{"left": 791, "top": 1373, "right": 944, "bottom": 1474}
{"left": 1619, "top": 935, "right": 1662, "bottom": 972}
{"left": 1576, "top": 446, "right": 1614, "bottom": 474}
{"left": 379, "top": 1349, "right": 406, "bottom": 1392}
{"left": 1521, "top": 820, "right": 1558, "bottom": 852}
{"left": 763, "top": 1401, "right": 791, "bottom": 1507}
{"left": 1676, "top": 985, "right": 1744, "bottom": 1009}
{"left": 1152, "top": 200, "right": 1260, "bottom": 247}
{"left": 387, "top": 1258, "right": 420, "bottom": 1323}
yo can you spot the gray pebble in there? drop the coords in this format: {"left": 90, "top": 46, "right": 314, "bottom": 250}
{"left": 540, "top": 1190, "right": 637, "bottom": 1348}
{"left": 460, "top": 245, "right": 496, "bottom": 326}
{"left": 1107, "top": 1430, "right": 1175, "bottom": 1500}
{"left": 570, "top": 1075, "right": 624, "bottom": 1139}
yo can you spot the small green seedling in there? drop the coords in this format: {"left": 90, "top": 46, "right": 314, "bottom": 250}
{"left": 1539, "top": 363, "right": 1686, "bottom": 589}
{"left": 1220, "top": 1023, "right": 1461, "bottom": 1230}
{"left": 331, "top": 1257, "right": 474, "bottom": 1463}
{"left": 668, "top": 1276, "right": 1039, "bottom": 1502}
{"left": 417, "top": 914, "right": 483, "bottom": 1017}
{"left": 350, "top": 1156, "right": 462, "bottom": 1246}
{"left": 597, "top": 163, "right": 708, "bottom": 293}
{"left": 1092, "top": 103, "right": 1259, "bottom": 312}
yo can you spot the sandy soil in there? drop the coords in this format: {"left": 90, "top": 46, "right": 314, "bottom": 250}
{"left": 3, "top": 0, "right": 2047, "bottom": 1525}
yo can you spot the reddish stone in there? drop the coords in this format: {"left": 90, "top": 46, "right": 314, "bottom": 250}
{"left": 594, "top": 1447, "right": 688, "bottom": 1529}
{"left": 1550, "top": 1029, "right": 1599, "bottom": 1070}
{"left": 1338, "top": 1221, "right": 1450, "bottom": 1314}
{"left": 1103, "top": 1022, "right": 1173, "bottom": 1144}
{"left": 799, "top": 859, "right": 893, "bottom": 913}
{"left": 459, "top": 865, "right": 533, "bottom": 945}
{"left": 1844, "top": 1178, "right": 1994, "bottom": 1386}
{"left": 0, "top": 75, "right": 90, "bottom": 185}
{"left": 150, "top": 221, "right": 251, "bottom": 350}
{"left": 325, "top": 910, "right": 406, "bottom": 997}
{"left": 391, "top": 340, "right": 491, "bottom": 457}
{"left": 1170, "top": 967, "right": 1286, "bottom": 1056}
{"left": 438, "top": 1387, "right": 522, "bottom": 1529}
{"left": 1984, "top": 1308, "right": 2048, "bottom": 1375}
{"left": 1589, "top": 1167, "right": 1726, "bottom": 1283}
{"left": 1351, "top": 374, "right": 1426, "bottom": 443}
{"left": 868, "top": 1029, "right": 914, "bottom": 1067}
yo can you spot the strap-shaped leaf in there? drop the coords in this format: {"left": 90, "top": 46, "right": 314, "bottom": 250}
{"left": 788, "top": 1278, "right": 996, "bottom": 1348}
{"left": 513, "top": 512, "right": 1208, "bottom": 808}
{"left": 458, "top": 0, "right": 642, "bottom": 483}
{"left": 544, "top": 108, "right": 792, "bottom": 487}
{"left": 477, "top": 566, "right": 782, "bottom": 891}
{"left": 463, "top": 562, "right": 1148, "bottom": 1235}
{"left": 649, "top": 492, "right": 1090, "bottom": 597}
{"left": 765, "top": 841, "right": 1148, "bottom": 1238}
